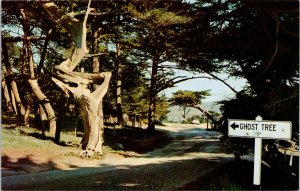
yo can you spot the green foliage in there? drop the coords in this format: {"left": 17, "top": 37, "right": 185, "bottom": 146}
{"left": 169, "top": 90, "right": 213, "bottom": 123}
{"left": 155, "top": 95, "right": 169, "bottom": 121}
{"left": 169, "top": 90, "right": 211, "bottom": 107}
{"left": 2, "top": 125, "right": 81, "bottom": 149}
{"left": 123, "top": 83, "right": 149, "bottom": 117}
{"left": 125, "top": 4, "right": 190, "bottom": 27}
{"left": 122, "top": 84, "right": 169, "bottom": 122}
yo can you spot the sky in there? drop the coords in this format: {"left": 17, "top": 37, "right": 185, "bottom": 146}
{"left": 162, "top": 67, "right": 248, "bottom": 103}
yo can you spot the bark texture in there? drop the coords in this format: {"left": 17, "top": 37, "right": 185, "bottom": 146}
{"left": 147, "top": 54, "right": 159, "bottom": 132}
{"left": 39, "top": 0, "right": 111, "bottom": 156}
{"left": 26, "top": 46, "right": 57, "bottom": 136}
{"left": 116, "top": 36, "right": 123, "bottom": 126}
{"left": 1, "top": 65, "right": 13, "bottom": 114}
{"left": 2, "top": 40, "right": 26, "bottom": 117}
{"left": 24, "top": 94, "right": 33, "bottom": 127}
{"left": 20, "top": 8, "right": 57, "bottom": 136}
{"left": 39, "top": 104, "right": 47, "bottom": 137}
{"left": 28, "top": 79, "right": 57, "bottom": 136}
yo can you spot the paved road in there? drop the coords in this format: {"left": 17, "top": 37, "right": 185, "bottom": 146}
{"left": 2, "top": 124, "right": 235, "bottom": 190}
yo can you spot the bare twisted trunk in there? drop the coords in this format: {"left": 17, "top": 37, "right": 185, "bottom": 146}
{"left": 53, "top": 71, "right": 111, "bottom": 156}
{"left": 39, "top": 0, "right": 111, "bottom": 156}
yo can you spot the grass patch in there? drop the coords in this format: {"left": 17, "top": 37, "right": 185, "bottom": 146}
{"left": 2, "top": 126, "right": 53, "bottom": 149}
{"left": 2, "top": 125, "right": 81, "bottom": 149}
{"left": 2, "top": 124, "right": 171, "bottom": 156}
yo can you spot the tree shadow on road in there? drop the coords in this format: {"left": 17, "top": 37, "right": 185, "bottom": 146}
{"left": 143, "top": 133, "right": 234, "bottom": 158}
{"left": 2, "top": 157, "right": 227, "bottom": 190}
{"left": 1, "top": 154, "right": 59, "bottom": 177}
{"left": 103, "top": 127, "right": 171, "bottom": 154}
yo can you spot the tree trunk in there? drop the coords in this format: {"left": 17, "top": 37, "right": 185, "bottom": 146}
{"left": 39, "top": 104, "right": 47, "bottom": 137}
{"left": 53, "top": 71, "right": 111, "bottom": 156}
{"left": 2, "top": 41, "right": 26, "bottom": 117}
{"left": 79, "top": 99, "right": 104, "bottom": 154}
{"left": 25, "top": 44, "right": 57, "bottom": 136}
{"left": 28, "top": 79, "right": 57, "bottom": 136}
{"left": 10, "top": 88, "right": 18, "bottom": 115}
{"left": 1, "top": 77, "right": 13, "bottom": 114}
{"left": 115, "top": 13, "right": 123, "bottom": 126}
{"left": 1, "top": 66, "right": 13, "bottom": 114}
{"left": 91, "top": 24, "right": 104, "bottom": 135}
{"left": 37, "top": 29, "right": 52, "bottom": 76}
{"left": 24, "top": 94, "right": 33, "bottom": 127}
{"left": 10, "top": 78, "right": 26, "bottom": 116}
{"left": 20, "top": 7, "right": 57, "bottom": 137}
{"left": 147, "top": 54, "right": 159, "bottom": 132}
{"left": 39, "top": 0, "right": 112, "bottom": 157}
{"left": 92, "top": 24, "right": 101, "bottom": 74}
{"left": 182, "top": 106, "right": 190, "bottom": 121}
{"left": 116, "top": 37, "right": 123, "bottom": 126}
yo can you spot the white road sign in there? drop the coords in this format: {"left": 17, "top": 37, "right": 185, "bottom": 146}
{"left": 228, "top": 119, "right": 292, "bottom": 139}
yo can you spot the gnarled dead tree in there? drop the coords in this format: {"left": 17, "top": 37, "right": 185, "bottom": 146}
{"left": 38, "top": 0, "right": 111, "bottom": 156}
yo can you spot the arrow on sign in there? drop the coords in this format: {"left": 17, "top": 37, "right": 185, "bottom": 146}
{"left": 231, "top": 123, "right": 239, "bottom": 130}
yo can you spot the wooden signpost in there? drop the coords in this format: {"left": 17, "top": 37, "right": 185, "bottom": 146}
{"left": 228, "top": 116, "right": 292, "bottom": 187}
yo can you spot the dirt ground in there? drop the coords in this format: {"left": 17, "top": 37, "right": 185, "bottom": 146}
{"left": 1, "top": 125, "right": 170, "bottom": 177}
{"left": 2, "top": 123, "right": 235, "bottom": 190}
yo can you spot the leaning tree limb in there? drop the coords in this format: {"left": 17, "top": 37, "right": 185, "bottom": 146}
{"left": 19, "top": 8, "right": 57, "bottom": 136}
{"left": 193, "top": 104, "right": 218, "bottom": 124}
{"left": 155, "top": 76, "right": 214, "bottom": 94}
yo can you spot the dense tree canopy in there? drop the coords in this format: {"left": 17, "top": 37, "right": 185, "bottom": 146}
{"left": 175, "top": 0, "right": 299, "bottom": 135}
